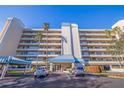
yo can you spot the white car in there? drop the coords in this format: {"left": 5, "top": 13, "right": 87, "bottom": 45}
{"left": 73, "top": 66, "right": 85, "bottom": 77}
{"left": 34, "top": 67, "right": 48, "bottom": 78}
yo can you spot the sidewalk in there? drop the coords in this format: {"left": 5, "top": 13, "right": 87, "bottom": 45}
{"left": 92, "top": 72, "right": 124, "bottom": 79}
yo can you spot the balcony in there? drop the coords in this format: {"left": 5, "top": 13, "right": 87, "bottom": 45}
{"left": 87, "top": 61, "right": 119, "bottom": 65}
{"left": 19, "top": 43, "right": 61, "bottom": 46}
{"left": 80, "top": 38, "right": 114, "bottom": 41}
{"left": 81, "top": 48, "right": 110, "bottom": 51}
{"left": 23, "top": 33, "right": 61, "bottom": 36}
{"left": 20, "top": 38, "right": 61, "bottom": 41}
{"left": 80, "top": 43, "right": 112, "bottom": 46}
{"left": 82, "top": 54, "right": 112, "bottom": 57}
{"left": 16, "top": 54, "right": 59, "bottom": 57}
{"left": 79, "top": 33, "right": 115, "bottom": 36}
{"left": 17, "top": 48, "right": 61, "bottom": 51}
{"left": 80, "top": 33, "right": 106, "bottom": 36}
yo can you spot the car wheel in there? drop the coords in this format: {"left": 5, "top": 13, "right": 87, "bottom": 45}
{"left": 34, "top": 75, "right": 37, "bottom": 78}
{"left": 39, "top": 76, "right": 43, "bottom": 78}
{"left": 46, "top": 74, "right": 48, "bottom": 76}
{"left": 75, "top": 74, "right": 78, "bottom": 77}
{"left": 82, "top": 74, "right": 85, "bottom": 77}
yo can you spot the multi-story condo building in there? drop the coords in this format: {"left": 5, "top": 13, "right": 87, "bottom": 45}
{"left": 0, "top": 17, "right": 124, "bottom": 71}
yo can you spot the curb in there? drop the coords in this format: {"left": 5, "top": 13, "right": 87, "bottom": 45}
{"left": 107, "top": 76, "right": 124, "bottom": 79}
{"left": 92, "top": 73, "right": 124, "bottom": 79}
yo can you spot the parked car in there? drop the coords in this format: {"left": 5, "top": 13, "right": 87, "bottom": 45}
{"left": 72, "top": 66, "right": 85, "bottom": 77}
{"left": 34, "top": 67, "right": 48, "bottom": 78}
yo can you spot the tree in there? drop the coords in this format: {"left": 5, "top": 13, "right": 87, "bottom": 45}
{"left": 43, "top": 23, "right": 49, "bottom": 69}
{"left": 35, "top": 31, "right": 44, "bottom": 68}
{"left": 114, "top": 33, "right": 124, "bottom": 66}
{"left": 105, "top": 26, "right": 123, "bottom": 68}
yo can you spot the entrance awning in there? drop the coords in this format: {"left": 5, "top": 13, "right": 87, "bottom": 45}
{"left": 0, "top": 56, "right": 31, "bottom": 79}
{"left": 48, "top": 54, "right": 85, "bottom": 63}
{"left": 0, "top": 56, "right": 31, "bottom": 65}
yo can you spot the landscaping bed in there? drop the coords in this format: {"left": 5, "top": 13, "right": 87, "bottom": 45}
{"left": 92, "top": 72, "right": 124, "bottom": 78}
{"left": 6, "top": 70, "right": 33, "bottom": 76}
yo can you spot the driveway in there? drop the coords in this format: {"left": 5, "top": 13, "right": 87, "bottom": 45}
{"left": 0, "top": 73, "right": 124, "bottom": 88}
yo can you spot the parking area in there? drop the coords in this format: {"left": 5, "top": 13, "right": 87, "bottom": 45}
{"left": 0, "top": 73, "right": 124, "bottom": 88}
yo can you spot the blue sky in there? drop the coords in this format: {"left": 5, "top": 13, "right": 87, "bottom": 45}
{"left": 0, "top": 5, "right": 124, "bottom": 31}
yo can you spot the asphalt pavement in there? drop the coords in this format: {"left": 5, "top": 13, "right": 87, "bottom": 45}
{"left": 0, "top": 73, "right": 124, "bottom": 88}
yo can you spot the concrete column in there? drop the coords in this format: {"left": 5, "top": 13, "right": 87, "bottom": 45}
{"left": 50, "top": 63, "right": 53, "bottom": 72}
{"left": 110, "top": 65, "right": 112, "bottom": 70}
{"left": 0, "top": 64, "right": 9, "bottom": 79}
{"left": 72, "top": 63, "right": 75, "bottom": 69}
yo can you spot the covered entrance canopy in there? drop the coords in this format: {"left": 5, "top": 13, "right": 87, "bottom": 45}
{"left": 0, "top": 56, "right": 31, "bottom": 65}
{"left": 0, "top": 56, "right": 31, "bottom": 79}
{"left": 48, "top": 54, "right": 85, "bottom": 72}
{"left": 48, "top": 54, "right": 85, "bottom": 63}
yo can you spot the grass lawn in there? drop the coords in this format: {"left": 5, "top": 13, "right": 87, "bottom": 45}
{"left": 7, "top": 70, "right": 33, "bottom": 75}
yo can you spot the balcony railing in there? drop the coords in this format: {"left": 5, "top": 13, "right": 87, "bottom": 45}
{"left": 80, "top": 38, "right": 114, "bottom": 41}
{"left": 19, "top": 43, "right": 61, "bottom": 46}
{"left": 79, "top": 33, "right": 115, "bottom": 36}
{"left": 87, "top": 61, "right": 119, "bottom": 65}
{"left": 20, "top": 38, "right": 61, "bottom": 41}
{"left": 81, "top": 48, "right": 110, "bottom": 51}
{"left": 82, "top": 54, "right": 112, "bottom": 57}
{"left": 23, "top": 33, "right": 61, "bottom": 36}
{"left": 80, "top": 43, "right": 112, "bottom": 46}
{"left": 17, "top": 48, "right": 61, "bottom": 51}
{"left": 80, "top": 33, "right": 106, "bottom": 36}
{"left": 16, "top": 54, "right": 59, "bottom": 57}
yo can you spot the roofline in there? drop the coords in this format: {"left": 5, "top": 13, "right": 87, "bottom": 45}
{"left": 79, "top": 29, "right": 111, "bottom": 31}
{"left": 24, "top": 28, "right": 111, "bottom": 31}
{"left": 24, "top": 28, "right": 61, "bottom": 31}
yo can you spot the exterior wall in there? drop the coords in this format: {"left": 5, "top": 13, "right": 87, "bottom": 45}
{"left": 61, "top": 23, "right": 73, "bottom": 55}
{"left": 112, "top": 19, "right": 124, "bottom": 39}
{"left": 61, "top": 23, "right": 82, "bottom": 58}
{"left": 0, "top": 18, "right": 25, "bottom": 56}
{"left": 71, "top": 24, "right": 82, "bottom": 58}
{"left": 16, "top": 29, "right": 61, "bottom": 62}
{"left": 79, "top": 29, "right": 116, "bottom": 65}
{"left": 112, "top": 20, "right": 124, "bottom": 31}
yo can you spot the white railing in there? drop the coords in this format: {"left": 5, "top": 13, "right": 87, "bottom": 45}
{"left": 80, "top": 38, "right": 114, "bottom": 40}
{"left": 81, "top": 48, "right": 109, "bottom": 51}
{"left": 82, "top": 55, "right": 112, "bottom": 57}
{"left": 80, "top": 33, "right": 106, "bottom": 36}
{"left": 79, "top": 33, "right": 115, "bottom": 36}
{"left": 20, "top": 38, "right": 61, "bottom": 40}
{"left": 16, "top": 54, "right": 59, "bottom": 57}
{"left": 87, "top": 61, "right": 119, "bottom": 65}
{"left": 80, "top": 43, "right": 112, "bottom": 46}
{"left": 23, "top": 33, "right": 61, "bottom": 36}
{"left": 19, "top": 43, "right": 61, "bottom": 46}
{"left": 17, "top": 48, "right": 61, "bottom": 51}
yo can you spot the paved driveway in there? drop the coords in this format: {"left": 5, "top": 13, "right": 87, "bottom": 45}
{"left": 0, "top": 73, "right": 124, "bottom": 88}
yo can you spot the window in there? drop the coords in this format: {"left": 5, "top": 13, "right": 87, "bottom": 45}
{"left": 82, "top": 52, "right": 89, "bottom": 55}
{"left": 84, "top": 58, "right": 90, "bottom": 62}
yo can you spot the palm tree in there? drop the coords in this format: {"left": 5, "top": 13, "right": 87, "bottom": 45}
{"left": 35, "top": 31, "right": 44, "bottom": 68}
{"left": 115, "top": 33, "right": 124, "bottom": 66}
{"left": 43, "top": 23, "right": 49, "bottom": 69}
{"left": 105, "top": 26, "right": 122, "bottom": 68}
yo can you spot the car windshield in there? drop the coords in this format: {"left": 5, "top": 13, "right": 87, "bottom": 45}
{"left": 77, "top": 67, "right": 84, "bottom": 70}
{"left": 37, "top": 67, "right": 44, "bottom": 70}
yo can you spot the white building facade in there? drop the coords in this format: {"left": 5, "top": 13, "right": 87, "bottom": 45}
{"left": 0, "top": 18, "right": 124, "bottom": 69}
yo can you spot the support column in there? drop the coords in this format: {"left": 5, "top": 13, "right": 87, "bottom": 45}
{"left": 72, "top": 63, "right": 75, "bottom": 69}
{"left": 0, "top": 64, "right": 9, "bottom": 79}
{"left": 24, "top": 65, "right": 28, "bottom": 75}
{"left": 110, "top": 65, "right": 112, "bottom": 70}
{"left": 50, "top": 63, "right": 53, "bottom": 72}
